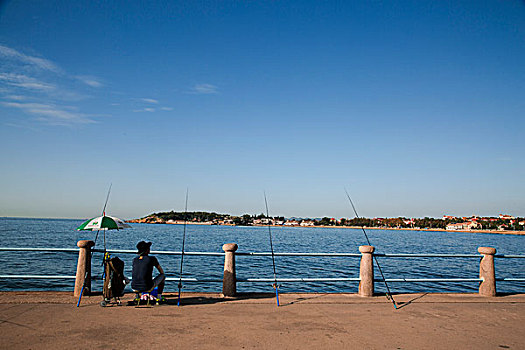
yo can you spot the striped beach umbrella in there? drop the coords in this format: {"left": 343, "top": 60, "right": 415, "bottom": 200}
{"left": 77, "top": 215, "right": 131, "bottom": 231}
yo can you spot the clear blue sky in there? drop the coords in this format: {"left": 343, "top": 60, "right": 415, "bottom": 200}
{"left": 1, "top": 1, "right": 524, "bottom": 219}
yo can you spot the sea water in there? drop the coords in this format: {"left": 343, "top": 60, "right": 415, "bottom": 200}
{"left": 0, "top": 217, "right": 524, "bottom": 293}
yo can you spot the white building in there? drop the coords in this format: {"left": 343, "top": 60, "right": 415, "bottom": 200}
{"left": 446, "top": 222, "right": 481, "bottom": 230}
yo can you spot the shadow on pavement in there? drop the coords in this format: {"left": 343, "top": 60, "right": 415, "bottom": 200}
{"left": 281, "top": 293, "right": 330, "bottom": 307}
{"left": 395, "top": 293, "right": 429, "bottom": 309}
{"left": 126, "top": 292, "right": 276, "bottom": 306}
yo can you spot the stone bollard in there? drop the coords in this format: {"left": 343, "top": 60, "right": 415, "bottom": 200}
{"left": 478, "top": 247, "right": 497, "bottom": 297}
{"left": 359, "top": 245, "right": 375, "bottom": 297}
{"left": 222, "top": 243, "right": 238, "bottom": 297}
{"left": 74, "top": 240, "right": 95, "bottom": 297}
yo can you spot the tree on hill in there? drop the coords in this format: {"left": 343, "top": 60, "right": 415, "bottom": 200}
{"left": 146, "top": 211, "right": 230, "bottom": 222}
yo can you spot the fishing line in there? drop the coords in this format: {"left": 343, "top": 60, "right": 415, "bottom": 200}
{"left": 177, "top": 188, "right": 189, "bottom": 307}
{"left": 264, "top": 191, "right": 280, "bottom": 307}
{"left": 344, "top": 188, "right": 398, "bottom": 309}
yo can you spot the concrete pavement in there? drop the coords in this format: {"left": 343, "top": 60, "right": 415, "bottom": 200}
{"left": 1, "top": 292, "right": 524, "bottom": 349}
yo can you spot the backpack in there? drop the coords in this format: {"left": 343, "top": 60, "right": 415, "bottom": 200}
{"left": 103, "top": 257, "right": 126, "bottom": 298}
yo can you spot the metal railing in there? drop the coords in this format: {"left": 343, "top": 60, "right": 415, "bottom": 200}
{"left": 1, "top": 247, "right": 524, "bottom": 286}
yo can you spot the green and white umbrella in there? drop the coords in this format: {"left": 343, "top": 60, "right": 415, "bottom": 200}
{"left": 77, "top": 215, "right": 131, "bottom": 231}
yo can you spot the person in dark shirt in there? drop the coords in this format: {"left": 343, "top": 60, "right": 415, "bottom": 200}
{"left": 132, "top": 241, "right": 165, "bottom": 299}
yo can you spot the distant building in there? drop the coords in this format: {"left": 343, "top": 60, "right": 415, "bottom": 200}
{"left": 446, "top": 221, "right": 481, "bottom": 230}
{"left": 442, "top": 215, "right": 456, "bottom": 220}
{"left": 499, "top": 214, "right": 515, "bottom": 220}
{"left": 300, "top": 220, "right": 315, "bottom": 227}
{"left": 468, "top": 221, "right": 482, "bottom": 229}
{"left": 284, "top": 220, "right": 300, "bottom": 226}
{"left": 260, "top": 218, "right": 273, "bottom": 225}
{"left": 446, "top": 223, "right": 462, "bottom": 230}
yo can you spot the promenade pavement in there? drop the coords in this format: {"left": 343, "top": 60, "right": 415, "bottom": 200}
{"left": 1, "top": 292, "right": 524, "bottom": 349}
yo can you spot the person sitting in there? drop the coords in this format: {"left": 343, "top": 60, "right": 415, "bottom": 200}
{"left": 132, "top": 241, "right": 166, "bottom": 302}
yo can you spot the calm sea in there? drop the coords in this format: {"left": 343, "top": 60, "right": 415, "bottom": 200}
{"left": 0, "top": 217, "right": 524, "bottom": 294}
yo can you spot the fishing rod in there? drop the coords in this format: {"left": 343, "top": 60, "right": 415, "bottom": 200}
{"left": 264, "top": 191, "right": 280, "bottom": 307}
{"left": 177, "top": 188, "right": 189, "bottom": 307}
{"left": 344, "top": 188, "right": 398, "bottom": 309}
{"left": 102, "top": 183, "right": 112, "bottom": 253}
{"left": 77, "top": 183, "right": 111, "bottom": 307}
{"left": 102, "top": 183, "right": 112, "bottom": 216}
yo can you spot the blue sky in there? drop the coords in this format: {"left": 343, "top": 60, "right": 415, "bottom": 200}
{"left": 0, "top": 1, "right": 524, "bottom": 219}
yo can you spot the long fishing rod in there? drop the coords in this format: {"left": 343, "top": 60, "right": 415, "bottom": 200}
{"left": 102, "top": 183, "right": 112, "bottom": 253}
{"left": 344, "top": 188, "right": 397, "bottom": 309}
{"left": 177, "top": 188, "right": 189, "bottom": 307}
{"left": 77, "top": 183, "right": 111, "bottom": 307}
{"left": 264, "top": 191, "right": 280, "bottom": 307}
{"left": 102, "top": 183, "right": 112, "bottom": 216}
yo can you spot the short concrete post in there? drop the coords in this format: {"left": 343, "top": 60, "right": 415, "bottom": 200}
{"left": 359, "top": 245, "right": 375, "bottom": 297}
{"left": 74, "top": 240, "right": 95, "bottom": 297}
{"left": 478, "top": 247, "right": 497, "bottom": 297}
{"left": 222, "top": 243, "right": 238, "bottom": 297}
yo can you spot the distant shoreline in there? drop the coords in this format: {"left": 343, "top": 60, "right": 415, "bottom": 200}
{"left": 130, "top": 221, "right": 525, "bottom": 236}
{"left": 343, "top": 225, "right": 525, "bottom": 236}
